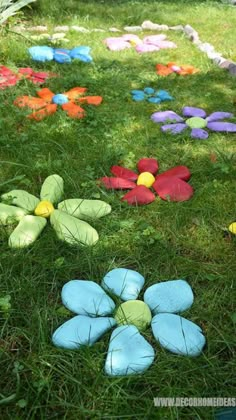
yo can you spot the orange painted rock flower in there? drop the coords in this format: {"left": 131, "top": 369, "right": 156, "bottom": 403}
{"left": 156, "top": 62, "right": 199, "bottom": 76}
{"left": 14, "top": 87, "right": 103, "bottom": 121}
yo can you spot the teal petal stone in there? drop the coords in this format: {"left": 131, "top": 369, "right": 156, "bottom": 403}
{"left": 151, "top": 313, "right": 206, "bottom": 356}
{"left": 144, "top": 279, "right": 194, "bottom": 314}
{"left": 52, "top": 315, "right": 116, "bottom": 349}
{"left": 102, "top": 268, "right": 145, "bottom": 301}
{"left": 62, "top": 280, "right": 115, "bottom": 316}
{"left": 105, "top": 325, "right": 155, "bottom": 376}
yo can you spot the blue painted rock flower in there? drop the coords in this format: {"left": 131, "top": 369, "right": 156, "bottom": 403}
{"left": 131, "top": 87, "right": 173, "bottom": 103}
{"left": 52, "top": 268, "right": 206, "bottom": 376}
{"left": 151, "top": 107, "right": 236, "bottom": 139}
{"left": 0, "top": 174, "right": 111, "bottom": 248}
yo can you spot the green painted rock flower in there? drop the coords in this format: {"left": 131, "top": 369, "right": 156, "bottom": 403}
{"left": 0, "top": 174, "right": 111, "bottom": 248}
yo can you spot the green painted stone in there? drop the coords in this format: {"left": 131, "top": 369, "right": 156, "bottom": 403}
{"left": 58, "top": 199, "right": 111, "bottom": 220}
{"left": 185, "top": 117, "right": 207, "bottom": 129}
{"left": 0, "top": 203, "right": 28, "bottom": 225}
{"left": 50, "top": 209, "right": 99, "bottom": 246}
{"left": 1, "top": 190, "right": 39, "bottom": 213}
{"left": 115, "top": 300, "right": 152, "bottom": 332}
{"left": 40, "top": 174, "right": 64, "bottom": 205}
{"left": 8, "top": 215, "right": 47, "bottom": 248}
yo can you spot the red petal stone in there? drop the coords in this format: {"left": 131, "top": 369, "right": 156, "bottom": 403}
{"left": 99, "top": 177, "right": 136, "bottom": 190}
{"left": 155, "top": 165, "right": 191, "bottom": 181}
{"left": 137, "top": 158, "right": 159, "bottom": 175}
{"left": 122, "top": 185, "right": 156, "bottom": 205}
{"left": 153, "top": 177, "right": 193, "bottom": 202}
{"left": 111, "top": 165, "right": 138, "bottom": 181}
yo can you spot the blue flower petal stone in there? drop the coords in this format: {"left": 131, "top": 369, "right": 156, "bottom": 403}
{"left": 61, "top": 280, "right": 115, "bottom": 316}
{"left": 102, "top": 268, "right": 145, "bottom": 301}
{"left": 132, "top": 95, "right": 145, "bottom": 102}
{"left": 151, "top": 313, "right": 206, "bottom": 356}
{"left": 144, "top": 279, "right": 194, "bottom": 314}
{"left": 52, "top": 315, "right": 116, "bottom": 349}
{"left": 144, "top": 87, "right": 155, "bottom": 95}
{"left": 52, "top": 94, "right": 69, "bottom": 105}
{"left": 105, "top": 325, "right": 155, "bottom": 376}
{"left": 148, "top": 97, "right": 161, "bottom": 103}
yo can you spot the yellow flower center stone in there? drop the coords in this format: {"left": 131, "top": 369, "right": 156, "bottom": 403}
{"left": 34, "top": 200, "right": 54, "bottom": 218}
{"left": 185, "top": 117, "right": 207, "bottom": 129}
{"left": 229, "top": 222, "right": 236, "bottom": 235}
{"left": 115, "top": 300, "right": 152, "bottom": 332}
{"left": 137, "top": 172, "right": 155, "bottom": 188}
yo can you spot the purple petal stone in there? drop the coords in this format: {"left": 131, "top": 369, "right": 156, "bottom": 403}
{"left": 207, "top": 112, "right": 233, "bottom": 122}
{"left": 191, "top": 128, "right": 209, "bottom": 139}
{"left": 207, "top": 121, "right": 236, "bottom": 132}
{"left": 151, "top": 111, "right": 184, "bottom": 124}
{"left": 182, "top": 107, "right": 207, "bottom": 118}
{"left": 161, "top": 123, "right": 187, "bottom": 134}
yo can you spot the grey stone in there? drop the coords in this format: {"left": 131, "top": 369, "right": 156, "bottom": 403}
{"left": 229, "top": 63, "right": 236, "bottom": 76}
{"left": 71, "top": 25, "right": 89, "bottom": 33}
{"left": 28, "top": 25, "right": 48, "bottom": 32}
{"left": 54, "top": 26, "right": 69, "bottom": 32}
{"left": 109, "top": 27, "right": 121, "bottom": 32}
{"left": 124, "top": 25, "right": 142, "bottom": 32}
{"left": 169, "top": 25, "right": 184, "bottom": 31}
{"left": 141, "top": 20, "right": 169, "bottom": 31}
{"left": 91, "top": 29, "right": 106, "bottom": 32}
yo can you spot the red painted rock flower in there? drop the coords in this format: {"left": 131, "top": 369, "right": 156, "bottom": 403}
{"left": 0, "top": 65, "right": 56, "bottom": 89}
{"left": 14, "top": 87, "right": 102, "bottom": 121}
{"left": 99, "top": 158, "right": 193, "bottom": 205}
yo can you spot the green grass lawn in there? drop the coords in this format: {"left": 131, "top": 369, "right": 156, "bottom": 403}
{"left": 0, "top": 0, "right": 236, "bottom": 418}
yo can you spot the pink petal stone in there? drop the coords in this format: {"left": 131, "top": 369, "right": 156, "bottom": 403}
{"left": 99, "top": 177, "right": 136, "bottom": 190}
{"left": 137, "top": 158, "right": 159, "bottom": 175}
{"left": 155, "top": 166, "right": 191, "bottom": 182}
{"left": 122, "top": 185, "right": 156, "bottom": 206}
{"left": 136, "top": 43, "right": 160, "bottom": 53}
{"left": 153, "top": 177, "right": 193, "bottom": 202}
{"left": 110, "top": 166, "right": 138, "bottom": 181}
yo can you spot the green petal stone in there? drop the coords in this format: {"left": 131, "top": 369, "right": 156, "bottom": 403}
{"left": 115, "top": 300, "right": 152, "bottom": 332}
{"left": 185, "top": 117, "right": 207, "bottom": 129}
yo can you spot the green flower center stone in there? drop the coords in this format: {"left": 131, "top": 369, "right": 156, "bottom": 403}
{"left": 185, "top": 117, "right": 207, "bottom": 129}
{"left": 114, "top": 300, "right": 152, "bottom": 332}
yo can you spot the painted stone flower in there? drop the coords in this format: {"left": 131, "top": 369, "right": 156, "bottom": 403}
{"left": 0, "top": 174, "right": 111, "bottom": 248}
{"left": 0, "top": 65, "right": 56, "bottom": 89}
{"left": 14, "top": 87, "right": 102, "bottom": 121}
{"left": 151, "top": 107, "right": 236, "bottom": 139}
{"left": 99, "top": 158, "right": 193, "bottom": 205}
{"left": 29, "top": 46, "right": 93, "bottom": 63}
{"left": 156, "top": 62, "right": 199, "bottom": 76}
{"left": 52, "top": 268, "right": 206, "bottom": 376}
{"left": 131, "top": 87, "right": 173, "bottom": 103}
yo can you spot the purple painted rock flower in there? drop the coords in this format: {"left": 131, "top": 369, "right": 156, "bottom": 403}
{"left": 151, "top": 107, "right": 236, "bottom": 139}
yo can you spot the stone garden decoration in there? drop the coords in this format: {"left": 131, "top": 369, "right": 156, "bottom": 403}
{"left": 0, "top": 174, "right": 111, "bottom": 248}
{"left": 52, "top": 268, "right": 206, "bottom": 376}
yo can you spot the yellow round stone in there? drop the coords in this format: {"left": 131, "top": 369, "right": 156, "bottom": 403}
{"left": 229, "top": 222, "right": 236, "bottom": 235}
{"left": 34, "top": 200, "right": 54, "bottom": 218}
{"left": 115, "top": 300, "right": 152, "bottom": 332}
{"left": 137, "top": 172, "right": 155, "bottom": 188}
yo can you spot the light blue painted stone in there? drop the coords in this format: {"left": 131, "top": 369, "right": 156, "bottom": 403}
{"left": 132, "top": 95, "right": 144, "bottom": 102}
{"left": 144, "top": 87, "right": 155, "bottom": 95}
{"left": 148, "top": 97, "right": 161, "bottom": 103}
{"left": 52, "top": 315, "right": 116, "bottom": 349}
{"left": 28, "top": 46, "right": 54, "bottom": 62}
{"left": 157, "top": 90, "right": 173, "bottom": 101}
{"left": 52, "top": 94, "right": 69, "bottom": 105}
{"left": 105, "top": 325, "right": 155, "bottom": 376}
{"left": 144, "top": 279, "right": 194, "bottom": 314}
{"left": 131, "top": 90, "right": 145, "bottom": 96}
{"left": 62, "top": 280, "right": 115, "bottom": 316}
{"left": 151, "top": 313, "right": 206, "bottom": 356}
{"left": 102, "top": 268, "right": 145, "bottom": 301}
